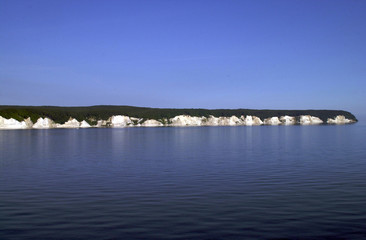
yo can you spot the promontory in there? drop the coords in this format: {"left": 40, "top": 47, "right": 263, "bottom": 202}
{"left": 0, "top": 105, "right": 357, "bottom": 129}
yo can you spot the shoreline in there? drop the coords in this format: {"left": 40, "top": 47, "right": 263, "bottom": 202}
{"left": 0, "top": 114, "right": 356, "bottom": 130}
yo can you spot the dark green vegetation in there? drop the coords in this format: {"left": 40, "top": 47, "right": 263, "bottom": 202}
{"left": 0, "top": 105, "right": 358, "bottom": 124}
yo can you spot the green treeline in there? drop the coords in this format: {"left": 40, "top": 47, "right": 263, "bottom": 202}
{"left": 0, "top": 105, "right": 358, "bottom": 124}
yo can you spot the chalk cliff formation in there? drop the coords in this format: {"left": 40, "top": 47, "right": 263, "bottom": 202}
{"left": 0, "top": 114, "right": 356, "bottom": 130}
{"left": 264, "top": 117, "right": 281, "bottom": 125}
{"left": 33, "top": 118, "right": 56, "bottom": 129}
{"left": 280, "top": 116, "right": 296, "bottom": 125}
{"left": 299, "top": 115, "right": 323, "bottom": 125}
{"left": 0, "top": 116, "right": 32, "bottom": 129}
{"left": 327, "top": 115, "right": 354, "bottom": 124}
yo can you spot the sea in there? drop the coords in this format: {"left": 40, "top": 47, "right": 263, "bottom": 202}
{"left": 1, "top": 124, "right": 366, "bottom": 240}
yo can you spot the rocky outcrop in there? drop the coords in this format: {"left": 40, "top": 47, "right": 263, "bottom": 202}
{"left": 110, "top": 115, "right": 133, "bottom": 127}
{"left": 141, "top": 119, "right": 163, "bottom": 127}
{"left": 54, "top": 118, "right": 91, "bottom": 128}
{"left": 217, "top": 116, "right": 242, "bottom": 126}
{"left": 57, "top": 118, "right": 81, "bottom": 128}
{"left": 0, "top": 116, "right": 33, "bottom": 129}
{"left": 96, "top": 120, "right": 108, "bottom": 127}
{"left": 264, "top": 117, "right": 281, "bottom": 125}
{"left": 327, "top": 115, "right": 355, "bottom": 124}
{"left": 170, "top": 115, "right": 206, "bottom": 126}
{"left": 33, "top": 118, "right": 56, "bottom": 129}
{"left": 80, "top": 120, "right": 91, "bottom": 128}
{"left": 209, "top": 116, "right": 230, "bottom": 126}
{"left": 0, "top": 114, "right": 356, "bottom": 130}
{"left": 280, "top": 116, "right": 296, "bottom": 125}
{"left": 24, "top": 118, "right": 33, "bottom": 128}
{"left": 299, "top": 115, "right": 323, "bottom": 125}
{"left": 169, "top": 115, "right": 270, "bottom": 126}
{"left": 242, "top": 115, "right": 263, "bottom": 125}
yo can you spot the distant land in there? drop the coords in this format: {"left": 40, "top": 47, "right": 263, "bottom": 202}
{"left": 0, "top": 105, "right": 358, "bottom": 130}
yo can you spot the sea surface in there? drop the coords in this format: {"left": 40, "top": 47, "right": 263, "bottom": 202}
{"left": 1, "top": 125, "right": 366, "bottom": 240}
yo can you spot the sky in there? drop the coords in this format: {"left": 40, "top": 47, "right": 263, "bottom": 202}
{"left": 1, "top": 0, "right": 365, "bottom": 119}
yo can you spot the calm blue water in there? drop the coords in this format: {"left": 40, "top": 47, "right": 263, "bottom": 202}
{"left": 1, "top": 125, "right": 366, "bottom": 240}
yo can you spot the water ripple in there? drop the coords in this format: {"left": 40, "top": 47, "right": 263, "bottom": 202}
{"left": 1, "top": 126, "right": 366, "bottom": 239}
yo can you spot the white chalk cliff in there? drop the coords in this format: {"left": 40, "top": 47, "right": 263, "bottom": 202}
{"left": 170, "top": 115, "right": 205, "bottom": 126}
{"left": 110, "top": 115, "right": 133, "bottom": 127}
{"left": 80, "top": 120, "right": 91, "bottom": 128}
{"left": 57, "top": 118, "right": 81, "bottom": 128}
{"left": 0, "top": 114, "right": 356, "bottom": 130}
{"left": 33, "top": 118, "right": 56, "bottom": 129}
{"left": 299, "top": 115, "right": 323, "bottom": 125}
{"left": 54, "top": 118, "right": 92, "bottom": 128}
{"left": 242, "top": 115, "right": 263, "bottom": 125}
{"left": 141, "top": 119, "right": 163, "bottom": 127}
{"left": 280, "top": 116, "right": 296, "bottom": 125}
{"left": 96, "top": 120, "right": 108, "bottom": 127}
{"left": 327, "top": 115, "right": 355, "bottom": 124}
{"left": 0, "top": 116, "right": 33, "bottom": 129}
{"left": 264, "top": 117, "right": 281, "bottom": 125}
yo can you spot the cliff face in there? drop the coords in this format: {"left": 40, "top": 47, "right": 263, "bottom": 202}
{"left": 0, "top": 106, "right": 358, "bottom": 124}
{"left": 263, "top": 117, "right": 281, "bottom": 125}
{"left": 299, "top": 115, "right": 323, "bottom": 125}
{"left": 141, "top": 119, "right": 163, "bottom": 127}
{"left": 327, "top": 115, "right": 354, "bottom": 124}
{"left": 280, "top": 116, "right": 296, "bottom": 125}
{"left": 0, "top": 105, "right": 358, "bottom": 129}
{"left": 0, "top": 116, "right": 32, "bottom": 129}
{"left": 33, "top": 118, "right": 56, "bottom": 129}
{"left": 0, "top": 114, "right": 357, "bottom": 130}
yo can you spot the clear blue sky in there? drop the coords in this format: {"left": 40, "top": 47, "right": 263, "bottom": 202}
{"left": 1, "top": 0, "right": 365, "bottom": 119}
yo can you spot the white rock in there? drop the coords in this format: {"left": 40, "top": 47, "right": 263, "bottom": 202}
{"left": 80, "top": 120, "right": 91, "bottom": 128}
{"left": 242, "top": 115, "right": 253, "bottom": 125}
{"left": 24, "top": 117, "right": 33, "bottom": 128}
{"left": 310, "top": 116, "right": 323, "bottom": 124}
{"left": 216, "top": 116, "right": 240, "bottom": 126}
{"left": 300, "top": 115, "right": 311, "bottom": 125}
{"left": 280, "top": 116, "right": 296, "bottom": 125}
{"left": 327, "top": 115, "right": 353, "bottom": 124}
{"left": 110, "top": 115, "right": 133, "bottom": 127}
{"left": 33, "top": 117, "right": 56, "bottom": 129}
{"left": 141, "top": 119, "right": 163, "bottom": 127}
{"left": 242, "top": 115, "right": 263, "bottom": 125}
{"left": 244, "top": 115, "right": 263, "bottom": 126}
{"left": 224, "top": 116, "right": 242, "bottom": 125}
{"left": 57, "top": 118, "right": 81, "bottom": 128}
{"left": 205, "top": 116, "right": 219, "bottom": 126}
{"left": 169, "top": 115, "right": 206, "bottom": 126}
{"left": 264, "top": 117, "right": 281, "bottom": 125}
{"left": 95, "top": 120, "right": 108, "bottom": 127}
{"left": 1, "top": 113, "right": 356, "bottom": 130}
{"left": 0, "top": 116, "right": 32, "bottom": 129}
{"left": 217, "top": 117, "right": 230, "bottom": 126}
{"left": 299, "top": 115, "right": 323, "bottom": 125}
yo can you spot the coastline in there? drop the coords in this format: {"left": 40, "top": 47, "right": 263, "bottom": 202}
{"left": 0, "top": 114, "right": 356, "bottom": 130}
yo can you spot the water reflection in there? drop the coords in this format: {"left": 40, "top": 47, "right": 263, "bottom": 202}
{"left": 1, "top": 125, "right": 366, "bottom": 239}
